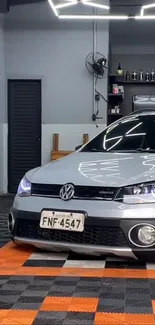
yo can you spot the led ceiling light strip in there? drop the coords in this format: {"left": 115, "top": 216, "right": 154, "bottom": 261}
{"left": 48, "top": 0, "right": 127, "bottom": 19}
{"left": 136, "top": 2, "right": 155, "bottom": 19}
{"left": 48, "top": 0, "right": 58, "bottom": 16}
{"left": 81, "top": 1, "right": 109, "bottom": 10}
{"left": 140, "top": 2, "right": 155, "bottom": 16}
{"left": 59, "top": 15, "right": 128, "bottom": 20}
{"left": 48, "top": 1, "right": 155, "bottom": 20}
{"left": 135, "top": 15, "right": 155, "bottom": 19}
{"left": 55, "top": 1, "right": 78, "bottom": 10}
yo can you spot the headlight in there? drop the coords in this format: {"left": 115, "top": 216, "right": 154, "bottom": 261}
{"left": 17, "top": 176, "right": 31, "bottom": 197}
{"left": 115, "top": 183, "right": 155, "bottom": 204}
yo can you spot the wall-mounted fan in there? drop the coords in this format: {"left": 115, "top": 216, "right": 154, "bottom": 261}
{"left": 85, "top": 52, "right": 108, "bottom": 79}
{"left": 85, "top": 52, "right": 108, "bottom": 127}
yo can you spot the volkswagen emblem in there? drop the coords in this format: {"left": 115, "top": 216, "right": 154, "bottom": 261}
{"left": 59, "top": 183, "right": 75, "bottom": 201}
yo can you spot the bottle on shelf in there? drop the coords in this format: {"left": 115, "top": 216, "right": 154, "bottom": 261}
{"left": 132, "top": 70, "right": 137, "bottom": 81}
{"left": 126, "top": 71, "right": 130, "bottom": 81}
{"left": 145, "top": 71, "right": 150, "bottom": 82}
{"left": 116, "top": 63, "right": 123, "bottom": 75}
{"left": 139, "top": 69, "right": 144, "bottom": 82}
{"left": 115, "top": 105, "right": 121, "bottom": 114}
{"left": 151, "top": 70, "right": 155, "bottom": 82}
{"left": 111, "top": 107, "right": 116, "bottom": 114}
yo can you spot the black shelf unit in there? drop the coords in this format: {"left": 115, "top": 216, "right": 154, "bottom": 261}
{"left": 108, "top": 113, "right": 123, "bottom": 116}
{"left": 108, "top": 73, "right": 155, "bottom": 125}
{"left": 123, "top": 81, "right": 155, "bottom": 84}
{"left": 109, "top": 74, "right": 155, "bottom": 85}
{"left": 108, "top": 113, "right": 123, "bottom": 125}
{"left": 108, "top": 75, "right": 124, "bottom": 124}
{"left": 108, "top": 93, "right": 123, "bottom": 98}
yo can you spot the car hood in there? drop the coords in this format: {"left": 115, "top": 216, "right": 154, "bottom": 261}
{"left": 26, "top": 152, "right": 155, "bottom": 187}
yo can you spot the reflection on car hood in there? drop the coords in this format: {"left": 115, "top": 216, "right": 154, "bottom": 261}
{"left": 26, "top": 152, "right": 155, "bottom": 187}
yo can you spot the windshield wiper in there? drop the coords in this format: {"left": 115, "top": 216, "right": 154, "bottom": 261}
{"left": 84, "top": 148, "right": 105, "bottom": 152}
{"left": 136, "top": 148, "right": 155, "bottom": 153}
{"left": 84, "top": 148, "right": 155, "bottom": 153}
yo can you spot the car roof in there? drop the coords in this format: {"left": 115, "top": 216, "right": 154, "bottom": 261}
{"left": 129, "top": 109, "right": 155, "bottom": 116}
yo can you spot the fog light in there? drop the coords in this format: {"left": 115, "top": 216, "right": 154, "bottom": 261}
{"left": 138, "top": 226, "right": 155, "bottom": 245}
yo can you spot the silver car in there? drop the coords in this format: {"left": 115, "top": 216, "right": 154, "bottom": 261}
{"left": 9, "top": 110, "right": 155, "bottom": 260}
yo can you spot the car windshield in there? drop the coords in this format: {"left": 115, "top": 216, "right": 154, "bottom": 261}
{"left": 82, "top": 114, "right": 155, "bottom": 153}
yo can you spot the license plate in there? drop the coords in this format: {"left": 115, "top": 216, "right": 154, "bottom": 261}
{"left": 40, "top": 211, "right": 85, "bottom": 232}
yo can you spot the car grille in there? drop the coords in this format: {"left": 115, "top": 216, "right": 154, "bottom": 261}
{"left": 31, "top": 183, "right": 118, "bottom": 200}
{"left": 14, "top": 219, "right": 128, "bottom": 247}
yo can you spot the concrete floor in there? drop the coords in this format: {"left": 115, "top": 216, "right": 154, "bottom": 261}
{"left": 0, "top": 195, "right": 155, "bottom": 324}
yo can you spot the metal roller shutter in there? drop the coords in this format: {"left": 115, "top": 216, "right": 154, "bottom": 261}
{"left": 8, "top": 79, "right": 41, "bottom": 193}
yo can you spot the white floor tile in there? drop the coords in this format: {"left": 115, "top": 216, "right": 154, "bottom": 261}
{"left": 63, "top": 260, "right": 105, "bottom": 268}
{"left": 84, "top": 261, "right": 106, "bottom": 268}
{"left": 63, "top": 260, "right": 87, "bottom": 268}
{"left": 29, "top": 252, "right": 69, "bottom": 260}
{"left": 146, "top": 263, "right": 155, "bottom": 270}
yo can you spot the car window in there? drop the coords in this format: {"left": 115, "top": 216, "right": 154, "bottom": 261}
{"left": 82, "top": 115, "right": 155, "bottom": 152}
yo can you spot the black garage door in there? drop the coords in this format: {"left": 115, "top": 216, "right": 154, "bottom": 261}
{"left": 8, "top": 79, "right": 41, "bottom": 193}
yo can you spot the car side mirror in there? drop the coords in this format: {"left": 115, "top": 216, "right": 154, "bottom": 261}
{"left": 75, "top": 145, "right": 82, "bottom": 151}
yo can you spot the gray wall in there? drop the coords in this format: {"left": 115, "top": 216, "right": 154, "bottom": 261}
{"left": 0, "top": 2, "right": 109, "bottom": 191}
{"left": 4, "top": 2, "right": 109, "bottom": 126}
{"left": 0, "top": 15, "right": 6, "bottom": 193}
{"left": 110, "top": 20, "right": 155, "bottom": 74}
{"left": 5, "top": 24, "right": 109, "bottom": 125}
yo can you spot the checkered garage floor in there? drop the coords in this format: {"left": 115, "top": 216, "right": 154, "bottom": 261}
{"left": 1, "top": 196, "right": 155, "bottom": 324}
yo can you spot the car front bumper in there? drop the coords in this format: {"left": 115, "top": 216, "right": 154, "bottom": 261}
{"left": 14, "top": 237, "right": 136, "bottom": 258}
{"left": 9, "top": 207, "right": 155, "bottom": 260}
